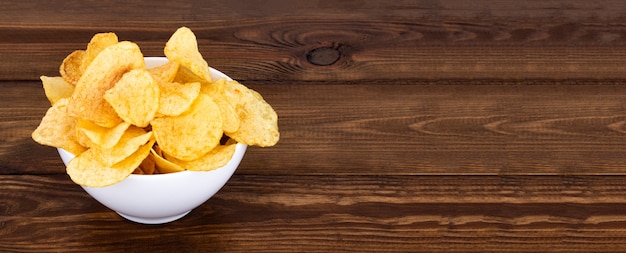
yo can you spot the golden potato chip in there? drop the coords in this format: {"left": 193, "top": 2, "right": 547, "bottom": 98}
{"left": 148, "top": 60, "right": 180, "bottom": 83}
{"left": 76, "top": 120, "right": 131, "bottom": 149}
{"left": 59, "top": 50, "right": 84, "bottom": 85}
{"left": 156, "top": 81, "right": 201, "bottom": 117}
{"left": 164, "top": 27, "right": 212, "bottom": 82}
{"left": 67, "top": 138, "right": 155, "bottom": 187}
{"left": 153, "top": 143, "right": 164, "bottom": 156}
{"left": 173, "top": 65, "right": 206, "bottom": 84}
{"left": 32, "top": 98, "right": 87, "bottom": 156}
{"left": 67, "top": 41, "right": 145, "bottom": 127}
{"left": 40, "top": 76, "right": 74, "bottom": 105}
{"left": 138, "top": 153, "right": 157, "bottom": 175}
{"left": 202, "top": 78, "right": 241, "bottom": 133}
{"left": 151, "top": 94, "right": 223, "bottom": 161}
{"left": 91, "top": 127, "right": 152, "bottom": 166}
{"left": 220, "top": 79, "right": 279, "bottom": 147}
{"left": 104, "top": 69, "right": 159, "bottom": 127}
{"left": 132, "top": 167, "right": 145, "bottom": 175}
{"left": 150, "top": 147, "right": 184, "bottom": 174}
{"left": 165, "top": 142, "right": 236, "bottom": 171}
{"left": 80, "top": 32, "right": 119, "bottom": 74}
{"left": 74, "top": 123, "right": 94, "bottom": 148}
{"left": 213, "top": 94, "right": 241, "bottom": 133}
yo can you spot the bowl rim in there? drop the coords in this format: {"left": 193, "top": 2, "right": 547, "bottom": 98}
{"left": 128, "top": 142, "right": 247, "bottom": 178}
{"left": 59, "top": 143, "right": 248, "bottom": 180}
{"left": 144, "top": 56, "right": 232, "bottom": 81}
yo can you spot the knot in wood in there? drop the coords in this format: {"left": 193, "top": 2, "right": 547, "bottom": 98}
{"left": 306, "top": 47, "right": 341, "bottom": 66}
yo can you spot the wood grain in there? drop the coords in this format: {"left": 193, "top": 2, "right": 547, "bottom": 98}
{"left": 3, "top": 175, "right": 626, "bottom": 252}
{"left": 4, "top": 1, "right": 626, "bottom": 81}
{"left": 5, "top": 81, "right": 626, "bottom": 175}
{"left": 4, "top": 0, "right": 626, "bottom": 251}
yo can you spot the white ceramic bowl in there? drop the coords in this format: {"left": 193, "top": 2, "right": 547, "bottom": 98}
{"left": 58, "top": 143, "right": 246, "bottom": 224}
{"left": 58, "top": 57, "right": 246, "bottom": 224}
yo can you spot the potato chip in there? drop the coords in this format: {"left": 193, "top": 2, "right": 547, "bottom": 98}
{"left": 138, "top": 153, "right": 157, "bottom": 175}
{"left": 155, "top": 81, "right": 201, "bottom": 117}
{"left": 148, "top": 60, "right": 180, "bottom": 83}
{"left": 213, "top": 95, "right": 241, "bottom": 133}
{"left": 40, "top": 76, "right": 74, "bottom": 105}
{"left": 151, "top": 94, "right": 223, "bottom": 161}
{"left": 173, "top": 65, "right": 206, "bottom": 84}
{"left": 91, "top": 127, "right": 152, "bottom": 166}
{"left": 76, "top": 120, "right": 131, "bottom": 149}
{"left": 150, "top": 147, "right": 184, "bottom": 174}
{"left": 104, "top": 69, "right": 159, "bottom": 127}
{"left": 132, "top": 167, "right": 145, "bottom": 175}
{"left": 164, "top": 27, "right": 212, "bottom": 82}
{"left": 80, "top": 32, "right": 119, "bottom": 74}
{"left": 67, "top": 41, "right": 145, "bottom": 127}
{"left": 165, "top": 142, "right": 236, "bottom": 171}
{"left": 31, "top": 98, "right": 87, "bottom": 156}
{"left": 74, "top": 123, "right": 95, "bottom": 148}
{"left": 201, "top": 78, "right": 241, "bottom": 133}
{"left": 219, "top": 79, "right": 279, "bottom": 146}
{"left": 153, "top": 143, "right": 164, "bottom": 156}
{"left": 59, "top": 50, "right": 84, "bottom": 85}
{"left": 67, "top": 138, "right": 155, "bottom": 187}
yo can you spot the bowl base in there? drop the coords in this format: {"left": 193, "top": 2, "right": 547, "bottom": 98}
{"left": 116, "top": 210, "right": 191, "bottom": 224}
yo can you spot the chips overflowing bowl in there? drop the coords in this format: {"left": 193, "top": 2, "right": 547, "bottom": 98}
{"left": 32, "top": 27, "right": 279, "bottom": 223}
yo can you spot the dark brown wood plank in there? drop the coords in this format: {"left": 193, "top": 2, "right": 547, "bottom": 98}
{"left": 6, "top": 81, "right": 626, "bottom": 176}
{"left": 252, "top": 82, "right": 626, "bottom": 175}
{"left": 3, "top": 174, "right": 626, "bottom": 252}
{"left": 4, "top": 0, "right": 626, "bottom": 81}
{"left": 5, "top": 1, "right": 626, "bottom": 251}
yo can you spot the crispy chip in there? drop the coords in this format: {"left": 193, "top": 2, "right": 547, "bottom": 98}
{"left": 59, "top": 50, "right": 84, "bottom": 85}
{"left": 150, "top": 147, "right": 184, "bottom": 174}
{"left": 173, "top": 65, "right": 206, "bottom": 84}
{"left": 67, "top": 138, "right": 155, "bottom": 187}
{"left": 31, "top": 98, "right": 87, "bottom": 156}
{"left": 132, "top": 166, "right": 145, "bottom": 175}
{"left": 91, "top": 127, "right": 152, "bottom": 166}
{"left": 40, "top": 76, "right": 74, "bottom": 106}
{"left": 76, "top": 120, "right": 131, "bottom": 149}
{"left": 220, "top": 79, "right": 279, "bottom": 146}
{"left": 212, "top": 94, "right": 240, "bottom": 133}
{"left": 165, "top": 142, "right": 236, "bottom": 171}
{"left": 80, "top": 33, "right": 119, "bottom": 74}
{"left": 138, "top": 153, "right": 157, "bottom": 175}
{"left": 74, "top": 123, "right": 94, "bottom": 148}
{"left": 104, "top": 69, "right": 159, "bottom": 127}
{"left": 165, "top": 27, "right": 212, "bottom": 82}
{"left": 68, "top": 41, "right": 145, "bottom": 127}
{"left": 148, "top": 60, "right": 180, "bottom": 83}
{"left": 156, "top": 81, "right": 201, "bottom": 117}
{"left": 202, "top": 78, "right": 241, "bottom": 133}
{"left": 151, "top": 94, "right": 223, "bottom": 161}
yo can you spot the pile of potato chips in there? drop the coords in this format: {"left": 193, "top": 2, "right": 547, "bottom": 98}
{"left": 32, "top": 27, "right": 279, "bottom": 187}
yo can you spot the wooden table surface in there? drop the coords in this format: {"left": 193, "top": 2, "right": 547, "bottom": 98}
{"left": 4, "top": 0, "right": 626, "bottom": 252}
